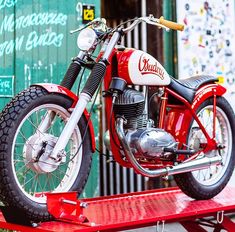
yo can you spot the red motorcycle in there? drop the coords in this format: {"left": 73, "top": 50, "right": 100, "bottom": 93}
{"left": 0, "top": 15, "right": 234, "bottom": 222}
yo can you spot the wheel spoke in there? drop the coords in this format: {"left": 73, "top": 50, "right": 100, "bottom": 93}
{"left": 22, "top": 173, "right": 37, "bottom": 188}
{"left": 190, "top": 105, "right": 232, "bottom": 186}
{"left": 30, "top": 174, "right": 38, "bottom": 195}
{"left": 37, "top": 175, "right": 45, "bottom": 194}
{"left": 15, "top": 161, "right": 31, "bottom": 174}
{"left": 42, "top": 174, "right": 50, "bottom": 190}
{"left": 50, "top": 171, "right": 64, "bottom": 183}
{"left": 55, "top": 167, "right": 70, "bottom": 178}
{"left": 27, "top": 117, "right": 44, "bottom": 137}
{"left": 48, "top": 113, "right": 57, "bottom": 135}
{"left": 19, "top": 131, "right": 36, "bottom": 151}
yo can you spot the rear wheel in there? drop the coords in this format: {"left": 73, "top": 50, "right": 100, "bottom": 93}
{"left": 0, "top": 86, "right": 93, "bottom": 221}
{"left": 174, "top": 97, "right": 235, "bottom": 199}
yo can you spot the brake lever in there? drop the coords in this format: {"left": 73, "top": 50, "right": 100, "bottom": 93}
{"left": 70, "top": 18, "right": 107, "bottom": 34}
{"left": 148, "top": 21, "right": 170, "bottom": 31}
{"left": 70, "top": 25, "right": 88, "bottom": 34}
{"left": 145, "top": 15, "right": 170, "bottom": 32}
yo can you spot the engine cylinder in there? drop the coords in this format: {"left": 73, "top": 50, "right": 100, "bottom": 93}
{"left": 113, "top": 88, "right": 145, "bottom": 119}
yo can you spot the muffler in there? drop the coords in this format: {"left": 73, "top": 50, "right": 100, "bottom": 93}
{"left": 115, "top": 117, "right": 222, "bottom": 178}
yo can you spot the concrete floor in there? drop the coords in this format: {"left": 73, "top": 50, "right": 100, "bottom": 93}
{"left": 124, "top": 170, "right": 235, "bottom": 232}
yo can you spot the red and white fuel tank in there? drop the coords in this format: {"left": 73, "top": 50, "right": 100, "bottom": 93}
{"left": 117, "top": 48, "right": 170, "bottom": 85}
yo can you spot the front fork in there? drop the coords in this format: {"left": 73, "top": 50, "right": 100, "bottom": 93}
{"left": 38, "top": 92, "right": 91, "bottom": 160}
{"left": 49, "top": 93, "right": 92, "bottom": 160}
{"left": 48, "top": 31, "right": 121, "bottom": 160}
{"left": 38, "top": 50, "right": 92, "bottom": 160}
{"left": 37, "top": 51, "right": 86, "bottom": 137}
{"left": 49, "top": 57, "right": 107, "bottom": 160}
{"left": 49, "top": 58, "right": 106, "bottom": 160}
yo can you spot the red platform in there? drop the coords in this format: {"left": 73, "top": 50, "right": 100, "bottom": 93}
{"left": 0, "top": 187, "right": 235, "bottom": 231}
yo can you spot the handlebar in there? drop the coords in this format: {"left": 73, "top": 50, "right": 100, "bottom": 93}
{"left": 71, "top": 15, "right": 184, "bottom": 36}
{"left": 159, "top": 16, "right": 184, "bottom": 31}
{"left": 122, "top": 15, "right": 184, "bottom": 34}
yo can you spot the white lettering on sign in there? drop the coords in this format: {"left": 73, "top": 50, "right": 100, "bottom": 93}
{"left": 0, "top": 31, "right": 64, "bottom": 57}
{"left": 0, "top": 80, "right": 10, "bottom": 88}
{"left": 0, "top": 0, "right": 68, "bottom": 57}
{"left": 25, "top": 31, "right": 64, "bottom": 51}
{"left": 0, "top": 0, "right": 17, "bottom": 10}
{"left": 0, "top": 10, "right": 68, "bottom": 57}
{"left": 0, "top": 36, "right": 24, "bottom": 56}
{"left": 0, "top": 13, "right": 67, "bottom": 34}
{"left": 76, "top": 2, "right": 83, "bottom": 21}
{"left": 0, "top": 76, "right": 14, "bottom": 97}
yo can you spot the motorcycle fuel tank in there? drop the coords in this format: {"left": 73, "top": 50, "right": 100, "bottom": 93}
{"left": 117, "top": 48, "right": 170, "bottom": 86}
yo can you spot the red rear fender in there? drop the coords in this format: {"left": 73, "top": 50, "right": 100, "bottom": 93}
{"left": 32, "top": 83, "right": 96, "bottom": 152}
{"left": 166, "top": 83, "right": 226, "bottom": 145}
{"left": 192, "top": 83, "right": 226, "bottom": 110}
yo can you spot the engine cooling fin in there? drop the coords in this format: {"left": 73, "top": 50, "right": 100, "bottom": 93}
{"left": 113, "top": 88, "right": 145, "bottom": 119}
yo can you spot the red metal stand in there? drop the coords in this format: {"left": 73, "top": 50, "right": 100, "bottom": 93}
{"left": 0, "top": 187, "right": 235, "bottom": 231}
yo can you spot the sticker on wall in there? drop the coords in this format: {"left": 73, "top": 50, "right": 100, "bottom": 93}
{"left": 177, "top": 0, "right": 235, "bottom": 78}
{"left": 176, "top": 0, "right": 235, "bottom": 107}
{"left": 82, "top": 5, "right": 95, "bottom": 24}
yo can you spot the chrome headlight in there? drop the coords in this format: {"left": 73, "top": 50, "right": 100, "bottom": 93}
{"left": 77, "top": 27, "right": 97, "bottom": 51}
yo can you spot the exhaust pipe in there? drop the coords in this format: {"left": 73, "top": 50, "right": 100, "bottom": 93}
{"left": 115, "top": 117, "right": 222, "bottom": 178}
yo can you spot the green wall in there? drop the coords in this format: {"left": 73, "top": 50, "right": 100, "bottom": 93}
{"left": 163, "top": 0, "right": 178, "bottom": 77}
{"left": 0, "top": 0, "right": 100, "bottom": 198}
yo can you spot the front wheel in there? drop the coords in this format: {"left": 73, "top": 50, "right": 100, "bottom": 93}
{"left": 0, "top": 86, "right": 93, "bottom": 221}
{"left": 174, "top": 96, "right": 235, "bottom": 199}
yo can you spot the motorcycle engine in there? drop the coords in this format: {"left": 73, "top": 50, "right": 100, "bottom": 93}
{"left": 113, "top": 88, "right": 177, "bottom": 159}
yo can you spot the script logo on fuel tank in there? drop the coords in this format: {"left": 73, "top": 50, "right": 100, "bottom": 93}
{"left": 138, "top": 54, "right": 164, "bottom": 79}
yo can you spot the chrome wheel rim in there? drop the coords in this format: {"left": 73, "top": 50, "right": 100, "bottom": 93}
{"left": 12, "top": 104, "right": 82, "bottom": 204}
{"left": 189, "top": 106, "right": 232, "bottom": 186}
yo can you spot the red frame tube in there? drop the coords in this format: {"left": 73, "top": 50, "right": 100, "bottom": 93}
{"left": 158, "top": 89, "right": 168, "bottom": 129}
{"left": 213, "top": 89, "right": 217, "bottom": 139}
{"left": 164, "top": 87, "right": 217, "bottom": 152}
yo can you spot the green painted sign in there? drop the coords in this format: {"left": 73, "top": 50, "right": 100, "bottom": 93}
{"left": 0, "top": 76, "right": 14, "bottom": 97}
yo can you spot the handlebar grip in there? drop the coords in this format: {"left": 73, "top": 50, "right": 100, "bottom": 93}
{"left": 159, "top": 16, "right": 184, "bottom": 31}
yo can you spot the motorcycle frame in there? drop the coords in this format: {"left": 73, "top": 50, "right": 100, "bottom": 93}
{"left": 103, "top": 50, "right": 226, "bottom": 169}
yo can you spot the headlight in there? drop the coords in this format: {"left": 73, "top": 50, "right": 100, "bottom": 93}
{"left": 77, "top": 27, "right": 97, "bottom": 51}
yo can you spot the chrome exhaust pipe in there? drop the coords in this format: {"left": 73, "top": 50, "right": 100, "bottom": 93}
{"left": 115, "top": 117, "right": 222, "bottom": 178}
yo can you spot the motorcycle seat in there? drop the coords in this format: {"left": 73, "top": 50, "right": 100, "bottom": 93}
{"left": 169, "top": 75, "right": 219, "bottom": 103}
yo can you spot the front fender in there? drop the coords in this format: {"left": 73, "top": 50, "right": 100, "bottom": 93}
{"left": 32, "top": 83, "right": 96, "bottom": 152}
